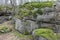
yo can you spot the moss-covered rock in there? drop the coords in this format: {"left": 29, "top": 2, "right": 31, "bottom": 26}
{"left": 17, "top": 2, "right": 53, "bottom": 19}
{"left": 32, "top": 29, "right": 58, "bottom": 40}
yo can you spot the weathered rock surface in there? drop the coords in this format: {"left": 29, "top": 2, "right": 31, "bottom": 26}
{"left": 37, "top": 13, "right": 56, "bottom": 21}
{"left": 15, "top": 19, "right": 38, "bottom": 34}
{"left": 15, "top": 19, "right": 25, "bottom": 34}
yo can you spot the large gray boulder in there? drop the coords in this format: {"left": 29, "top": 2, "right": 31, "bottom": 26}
{"left": 15, "top": 19, "right": 25, "bottom": 34}
{"left": 15, "top": 19, "right": 38, "bottom": 34}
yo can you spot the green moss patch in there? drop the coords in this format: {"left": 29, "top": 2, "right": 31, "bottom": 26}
{"left": 33, "top": 29, "right": 57, "bottom": 40}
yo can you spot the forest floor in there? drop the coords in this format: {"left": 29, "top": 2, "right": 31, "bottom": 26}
{"left": 0, "top": 31, "right": 33, "bottom": 40}
{"left": 0, "top": 32, "right": 19, "bottom": 40}
{"left": 0, "top": 21, "right": 33, "bottom": 40}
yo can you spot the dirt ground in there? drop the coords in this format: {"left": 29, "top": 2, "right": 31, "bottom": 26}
{"left": 0, "top": 32, "right": 20, "bottom": 40}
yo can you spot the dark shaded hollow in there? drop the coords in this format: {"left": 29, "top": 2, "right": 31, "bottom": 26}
{"left": 0, "top": 11, "right": 12, "bottom": 16}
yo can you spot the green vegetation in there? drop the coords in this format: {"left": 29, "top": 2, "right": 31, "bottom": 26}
{"left": 0, "top": 5, "right": 13, "bottom": 12}
{"left": 18, "top": 2, "right": 53, "bottom": 19}
{"left": 0, "top": 23, "right": 12, "bottom": 34}
{"left": 24, "top": 2, "right": 53, "bottom": 8}
{"left": 13, "top": 31, "right": 23, "bottom": 37}
{"left": 33, "top": 29, "right": 57, "bottom": 40}
{"left": 0, "top": 5, "right": 5, "bottom": 11}
{"left": 13, "top": 30, "right": 33, "bottom": 40}
{"left": 0, "top": 1, "right": 58, "bottom": 40}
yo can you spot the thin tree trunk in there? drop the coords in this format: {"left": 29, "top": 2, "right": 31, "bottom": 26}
{"left": 5, "top": 0, "right": 8, "bottom": 12}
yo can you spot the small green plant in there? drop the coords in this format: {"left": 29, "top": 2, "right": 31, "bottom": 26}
{"left": 0, "top": 24, "right": 12, "bottom": 34}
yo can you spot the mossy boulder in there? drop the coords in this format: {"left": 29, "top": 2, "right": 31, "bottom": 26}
{"left": 18, "top": 2, "right": 53, "bottom": 19}
{"left": 32, "top": 29, "right": 58, "bottom": 40}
